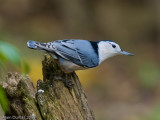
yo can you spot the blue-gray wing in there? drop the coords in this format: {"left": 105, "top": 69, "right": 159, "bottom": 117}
{"left": 52, "top": 39, "right": 99, "bottom": 68}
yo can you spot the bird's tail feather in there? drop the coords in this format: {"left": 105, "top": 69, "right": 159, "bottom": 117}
{"left": 27, "top": 40, "right": 50, "bottom": 51}
{"left": 27, "top": 40, "right": 55, "bottom": 52}
{"left": 27, "top": 41, "right": 41, "bottom": 49}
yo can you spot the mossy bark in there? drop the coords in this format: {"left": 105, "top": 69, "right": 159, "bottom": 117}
{"left": 2, "top": 55, "right": 95, "bottom": 120}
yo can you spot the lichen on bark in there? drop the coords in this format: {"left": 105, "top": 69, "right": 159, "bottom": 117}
{"left": 2, "top": 55, "right": 95, "bottom": 120}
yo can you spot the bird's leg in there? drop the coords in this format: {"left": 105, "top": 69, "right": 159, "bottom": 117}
{"left": 64, "top": 74, "right": 74, "bottom": 88}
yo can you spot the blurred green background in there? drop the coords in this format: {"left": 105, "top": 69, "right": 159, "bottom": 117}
{"left": 0, "top": 0, "right": 160, "bottom": 120}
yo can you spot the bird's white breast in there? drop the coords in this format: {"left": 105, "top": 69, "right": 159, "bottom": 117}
{"left": 58, "top": 57, "right": 86, "bottom": 73}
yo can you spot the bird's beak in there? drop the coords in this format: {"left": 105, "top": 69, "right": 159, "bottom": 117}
{"left": 120, "top": 51, "right": 134, "bottom": 56}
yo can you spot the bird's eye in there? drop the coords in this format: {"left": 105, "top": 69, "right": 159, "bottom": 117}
{"left": 112, "top": 44, "right": 116, "bottom": 48}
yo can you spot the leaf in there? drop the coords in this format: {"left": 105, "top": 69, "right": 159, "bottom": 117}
{"left": 0, "top": 41, "right": 21, "bottom": 67}
{"left": 0, "top": 41, "right": 30, "bottom": 74}
{"left": 0, "top": 85, "right": 9, "bottom": 113}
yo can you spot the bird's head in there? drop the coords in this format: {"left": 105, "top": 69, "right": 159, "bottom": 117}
{"left": 98, "top": 40, "right": 134, "bottom": 63}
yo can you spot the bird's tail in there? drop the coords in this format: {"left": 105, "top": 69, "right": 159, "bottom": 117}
{"left": 27, "top": 40, "right": 55, "bottom": 52}
{"left": 27, "top": 40, "right": 48, "bottom": 51}
{"left": 27, "top": 41, "right": 39, "bottom": 49}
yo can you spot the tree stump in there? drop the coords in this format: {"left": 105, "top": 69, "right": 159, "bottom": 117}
{"left": 2, "top": 55, "right": 95, "bottom": 120}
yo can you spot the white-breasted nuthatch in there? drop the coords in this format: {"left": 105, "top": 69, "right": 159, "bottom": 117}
{"left": 27, "top": 39, "right": 134, "bottom": 73}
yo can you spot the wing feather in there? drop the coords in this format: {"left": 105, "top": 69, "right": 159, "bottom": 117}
{"left": 46, "top": 39, "right": 99, "bottom": 68}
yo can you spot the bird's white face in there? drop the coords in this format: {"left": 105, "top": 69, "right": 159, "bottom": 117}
{"left": 106, "top": 41, "right": 122, "bottom": 54}
{"left": 98, "top": 41, "right": 133, "bottom": 64}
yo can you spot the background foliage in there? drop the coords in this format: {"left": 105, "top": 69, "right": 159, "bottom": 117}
{"left": 0, "top": 0, "right": 160, "bottom": 120}
{"left": 0, "top": 41, "right": 29, "bottom": 113}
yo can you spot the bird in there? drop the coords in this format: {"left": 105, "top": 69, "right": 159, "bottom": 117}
{"left": 27, "top": 39, "right": 134, "bottom": 73}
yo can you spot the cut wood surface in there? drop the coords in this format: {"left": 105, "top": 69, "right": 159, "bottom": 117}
{"left": 2, "top": 55, "right": 95, "bottom": 120}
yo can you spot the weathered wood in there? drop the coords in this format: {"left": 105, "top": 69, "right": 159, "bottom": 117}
{"left": 2, "top": 55, "right": 95, "bottom": 120}
{"left": 2, "top": 72, "right": 42, "bottom": 120}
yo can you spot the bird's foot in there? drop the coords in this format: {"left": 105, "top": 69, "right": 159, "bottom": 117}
{"left": 64, "top": 75, "right": 74, "bottom": 89}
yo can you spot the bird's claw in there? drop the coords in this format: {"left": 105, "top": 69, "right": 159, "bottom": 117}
{"left": 64, "top": 78, "right": 74, "bottom": 88}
